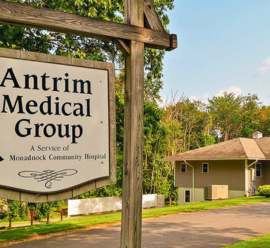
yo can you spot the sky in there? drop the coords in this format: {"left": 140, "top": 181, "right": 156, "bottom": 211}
{"left": 161, "top": 0, "right": 270, "bottom": 105}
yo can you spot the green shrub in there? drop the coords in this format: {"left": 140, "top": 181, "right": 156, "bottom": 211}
{"left": 257, "top": 185, "right": 270, "bottom": 197}
{"left": 19, "top": 204, "right": 28, "bottom": 221}
{"left": 7, "top": 200, "right": 20, "bottom": 218}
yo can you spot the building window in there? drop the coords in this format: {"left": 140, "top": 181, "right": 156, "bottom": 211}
{"left": 181, "top": 163, "right": 187, "bottom": 173}
{"left": 202, "top": 163, "right": 209, "bottom": 173}
{"left": 185, "top": 190, "right": 191, "bottom": 203}
{"left": 256, "top": 163, "right": 262, "bottom": 177}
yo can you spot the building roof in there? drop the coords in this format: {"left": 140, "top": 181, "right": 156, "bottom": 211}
{"left": 162, "top": 137, "right": 270, "bottom": 161}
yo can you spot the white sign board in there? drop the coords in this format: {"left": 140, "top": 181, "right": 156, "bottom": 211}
{"left": 0, "top": 56, "right": 111, "bottom": 193}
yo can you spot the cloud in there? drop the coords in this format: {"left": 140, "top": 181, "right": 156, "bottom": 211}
{"left": 158, "top": 96, "right": 171, "bottom": 108}
{"left": 189, "top": 93, "right": 209, "bottom": 104}
{"left": 202, "top": 93, "right": 210, "bottom": 102}
{"left": 189, "top": 95, "right": 198, "bottom": 101}
{"left": 188, "top": 86, "right": 242, "bottom": 105}
{"left": 164, "top": 86, "right": 242, "bottom": 108}
{"left": 215, "top": 86, "right": 242, "bottom": 97}
{"left": 258, "top": 56, "right": 270, "bottom": 76}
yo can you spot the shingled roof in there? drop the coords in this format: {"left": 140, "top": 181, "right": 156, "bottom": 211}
{"left": 162, "top": 137, "right": 270, "bottom": 161}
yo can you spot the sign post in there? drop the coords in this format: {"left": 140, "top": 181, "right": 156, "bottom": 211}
{"left": 121, "top": 1, "right": 144, "bottom": 247}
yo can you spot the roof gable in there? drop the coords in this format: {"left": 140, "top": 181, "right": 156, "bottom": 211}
{"left": 256, "top": 137, "right": 270, "bottom": 157}
{"left": 163, "top": 138, "right": 267, "bottom": 161}
{"left": 240, "top": 138, "right": 265, "bottom": 159}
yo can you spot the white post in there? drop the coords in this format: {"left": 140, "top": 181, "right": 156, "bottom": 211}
{"left": 245, "top": 159, "right": 248, "bottom": 196}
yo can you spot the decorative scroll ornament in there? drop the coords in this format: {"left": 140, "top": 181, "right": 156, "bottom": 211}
{"left": 0, "top": 156, "right": 4, "bottom": 162}
{"left": 18, "top": 169, "right": 78, "bottom": 189}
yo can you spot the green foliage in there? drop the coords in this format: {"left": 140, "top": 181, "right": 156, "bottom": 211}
{"left": 36, "top": 202, "right": 64, "bottom": 219}
{"left": 208, "top": 92, "right": 243, "bottom": 141}
{"left": 78, "top": 186, "right": 122, "bottom": 199}
{"left": 208, "top": 92, "right": 262, "bottom": 141}
{"left": 19, "top": 204, "right": 28, "bottom": 221}
{"left": 7, "top": 200, "right": 20, "bottom": 218}
{"left": 257, "top": 185, "right": 270, "bottom": 197}
{"left": 203, "top": 132, "right": 216, "bottom": 147}
{"left": 257, "top": 105, "right": 270, "bottom": 137}
{"left": 28, "top": 205, "right": 36, "bottom": 213}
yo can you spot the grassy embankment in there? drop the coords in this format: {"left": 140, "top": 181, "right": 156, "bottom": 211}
{"left": 1, "top": 196, "right": 270, "bottom": 243}
{"left": 226, "top": 234, "right": 270, "bottom": 247}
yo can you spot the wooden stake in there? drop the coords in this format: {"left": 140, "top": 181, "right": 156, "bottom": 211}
{"left": 9, "top": 217, "right": 12, "bottom": 228}
{"left": 61, "top": 211, "right": 63, "bottom": 221}
{"left": 47, "top": 213, "right": 49, "bottom": 224}
{"left": 121, "top": 0, "right": 144, "bottom": 247}
{"left": 31, "top": 212, "right": 33, "bottom": 226}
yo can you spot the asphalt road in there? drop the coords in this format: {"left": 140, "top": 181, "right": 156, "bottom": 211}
{"left": 9, "top": 202, "right": 270, "bottom": 248}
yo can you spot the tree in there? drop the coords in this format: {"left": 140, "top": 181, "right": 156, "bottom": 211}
{"left": 240, "top": 94, "right": 261, "bottom": 138}
{"left": 7, "top": 200, "right": 20, "bottom": 219}
{"left": 257, "top": 106, "right": 270, "bottom": 137}
{"left": 157, "top": 93, "right": 213, "bottom": 205}
{"left": 143, "top": 99, "right": 165, "bottom": 194}
{"left": 208, "top": 92, "right": 242, "bottom": 141}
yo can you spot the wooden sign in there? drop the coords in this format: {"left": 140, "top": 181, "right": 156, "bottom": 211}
{"left": 0, "top": 48, "right": 116, "bottom": 202}
{"left": 0, "top": 0, "right": 177, "bottom": 245}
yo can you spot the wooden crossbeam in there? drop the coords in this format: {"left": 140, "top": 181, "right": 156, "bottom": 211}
{"left": 0, "top": 0, "right": 177, "bottom": 51}
{"left": 167, "top": 34, "right": 178, "bottom": 51}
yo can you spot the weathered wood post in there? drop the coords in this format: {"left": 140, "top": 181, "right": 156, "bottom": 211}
{"left": 9, "top": 217, "right": 12, "bottom": 228}
{"left": 31, "top": 212, "right": 33, "bottom": 226}
{"left": 121, "top": 0, "right": 144, "bottom": 247}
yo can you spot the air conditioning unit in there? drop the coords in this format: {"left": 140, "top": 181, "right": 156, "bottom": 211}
{"left": 204, "top": 185, "right": 228, "bottom": 200}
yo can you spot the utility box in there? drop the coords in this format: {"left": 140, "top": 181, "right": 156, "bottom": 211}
{"left": 204, "top": 185, "right": 228, "bottom": 200}
{"left": 157, "top": 195, "right": 165, "bottom": 208}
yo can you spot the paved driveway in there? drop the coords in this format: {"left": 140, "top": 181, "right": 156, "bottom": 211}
{"left": 9, "top": 202, "right": 270, "bottom": 248}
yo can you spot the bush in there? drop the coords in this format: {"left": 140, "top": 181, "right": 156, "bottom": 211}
{"left": 7, "top": 200, "right": 20, "bottom": 218}
{"left": 257, "top": 185, "right": 270, "bottom": 197}
{"left": 19, "top": 204, "right": 28, "bottom": 221}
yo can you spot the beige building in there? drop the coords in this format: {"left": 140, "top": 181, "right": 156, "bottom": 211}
{"left": 163, "top": 132, "right": 270, "bottom": 205}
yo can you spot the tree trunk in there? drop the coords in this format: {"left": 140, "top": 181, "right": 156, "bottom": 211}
{"left": 150, "top": 164, "right": 155, "bottom": 194}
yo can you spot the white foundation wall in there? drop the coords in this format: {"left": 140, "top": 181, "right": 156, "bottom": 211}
{"left": 68, "top": 196, "right": 122, "bottom": 216}
{"left": 178, "top": 187, "right": 246, "bottom": 205}
{"left": 68, "top": 194, "right": 163, "bottom": 216}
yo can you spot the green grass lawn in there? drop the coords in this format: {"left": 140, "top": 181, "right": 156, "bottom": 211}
{"left": 226, "top": 234, "right": 270, "bottom": 247}
{"left": 1, "top": 196, "right": 270, "bottom": 243}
